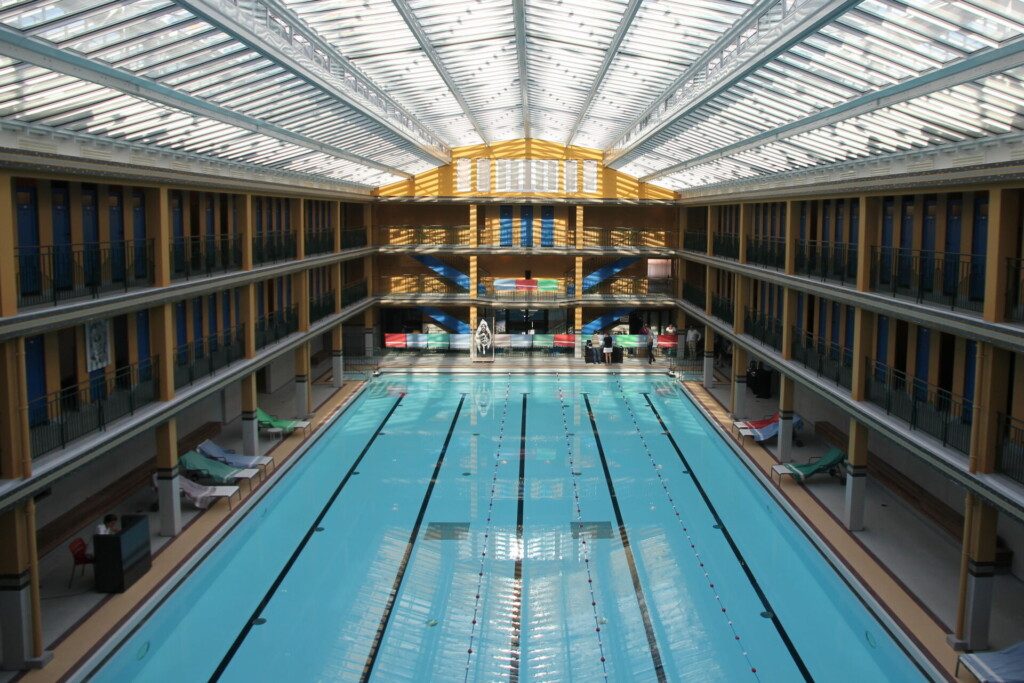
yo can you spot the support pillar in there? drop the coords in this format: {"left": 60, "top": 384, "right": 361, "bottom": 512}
{"left": 952, "top": 492, "right": 997, "bottom": 651}
{"left": 845, "top": 418, "right": 869, "bottom": 531}
{"left": 778, "top": 376, "right": 795, "bottom": 463}
{"left": 731, "top": 346, "right": 748, "bottom": 419}
{"left": 155, "top": 419, "right": 181, "bottom": 537}
{"left": 294, "top": 342, "right": 311, "bottom": 417}
{"left": 703, "top": 324, "right": 714, "bottom": 389}
{"left": 241, "top": 373, "right": 259, "bottom": 456}
{"left": 0, "top": 175, "right": 19, "bottom": 317}
{"left": 332, "top": 324, "right": 344, "bottom": 389}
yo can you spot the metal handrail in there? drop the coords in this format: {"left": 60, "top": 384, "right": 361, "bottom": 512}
{"left": 15, "top": 239, "right": 155, "bottom": 307}
{"left": 870, "top": 246, "right": 983, "bottom": 313}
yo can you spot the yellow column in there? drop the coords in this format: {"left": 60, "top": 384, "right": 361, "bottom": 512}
{"left": 0, "top": 500, "right": 45, "bottom": 667}
{"left": 969, "top": 342, "right": 1011, "bottom": 474}
{"left": 469, "top": 255, "right": 478, "bottom": 299}
{"left": 241, "top": 373, "right": 259, "bottom": 455}
{"left": 844, "top": 418, "right": 869, "bottom": 530}
{"left": 294, "top": 270, "right": 310, "bottom": 332}
{"left": 984, "top": 188, "right": 1019, "bottom": 322}
{"left": 850, "top": 307, "right": 875, "bottom": 401}
{"left": 707, "top": 206, "right": 718, "bottom": 254}
{"left": 149, "top": 303, "right": 175, "bottom": 401}
{"left": 292, "top": 198, "right": 305, "bottom": 261}
{"left": 781, "top": 287, "right": 796, "bottom": 361}
{"left": 147, "top": 187, "right": 172, "bottom": 288}
{"left": 575, "top": 206, "right": 584, "bottom": 249}
{"left": 363, "top": 203, "right": 373, "bottom": 248}
{"left": 0, "top": 175, "right": 18, "bottom": 316}
{"left": 240, "top": 283, "right": 257, "bottom": 359}
{"left": 294, "top": 342, "right": 311, "bottom": 416}
{"left": 738, "top": 203, "right": 752, "bottom": 264}
{"left": 239, "top": 194, "right": 253, "bottom": 271}
{"left": 155, "top": 419, "right": 181, "bottom": 536}
{"left": 731, "top": 345, "right": 748, "bottom": 418}
{"left": 469, "top": 205, "right": 478, "bottom": 248}
{"left": 784, "top": 200, "right": 798, "bottom": 275}
{"left": 0, "top": 339, "right": 30, "bottom": 479}
{"left": 733, "top": 274, "right": 747, "bottom": 334}
{"left": 857, "top": 196, "right": 881, "bottom": 292}
{"left": 778, "top": 375, "right": 796, "bottom": 462}
{"left": 332, "top": 200, "right": 342, "bottom": 253}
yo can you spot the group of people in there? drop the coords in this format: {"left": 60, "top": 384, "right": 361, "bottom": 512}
{"left": 583, "top": 323, "right": 711, "bottom": 366}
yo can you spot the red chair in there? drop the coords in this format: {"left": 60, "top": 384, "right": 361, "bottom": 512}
{"left": 68, "top": 538, "right": 93, "bottom": 587}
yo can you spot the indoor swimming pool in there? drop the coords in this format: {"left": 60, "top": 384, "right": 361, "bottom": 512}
{"left": 91, "top": 374, "right": 930, "bottom": 682}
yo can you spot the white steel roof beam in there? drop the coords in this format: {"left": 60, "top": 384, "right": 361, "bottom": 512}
{"left": 0, "top": 24, "right": 413, "bottom": 179}
{"left": 512, "top": 0, "right": 531, "bottom": 139}
{"left": 389, "top": 0, "right": 490, "bottom": 145}
{"left": 175, "top": 0, "right": 451, "bottom": 164}
{"left": 562, "top": 0, "right": 645, "bottom": 148}
{"left": 642, "top": 36, "right": 1024, "bottom": 181}
{"left": 604, "top": 0, "right": 862, "bottom": 167}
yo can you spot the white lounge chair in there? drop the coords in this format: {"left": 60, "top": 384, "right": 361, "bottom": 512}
{"left": 957, "top": 642, "right": 1024, "bottom": 682}
{"left": 179, "top": 475, "right": 240, "bottom": 510}
{"left": 198, "top": 439, "right": 275, "bottom": 480}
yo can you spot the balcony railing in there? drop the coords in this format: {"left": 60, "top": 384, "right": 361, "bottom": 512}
{"left": 746, "top": 236, "right": 786, "bottom": 270}
{"left": 743, "top": 308, "right": 782, "bottom": 351}
{"left": 790, "top": 328, "right": 853, "bottom": 389}
{"left": 171, "top": 235, "right": 243, "bottom": 280}
{"left": 342, "top": 229, "right": 368, "bottom": 249}
{"left": 377, "top": 225, "right": 470, "bottom": 246}
{"left": 252, "top": 231, "right": 296, "bottom": 265}
{"left": 581, "top": 226, "right": 676, "bottom": 249}
{"left": 683, "top": 283, "right": 706, "bottom": 309}
{"left": 870, "top": 247, "right": 983, "bottom": 313}
{"left": 793, "top": 240, "right": 857, "bottom": 285}
{"left": 16, "top": 240, "right": 154, "bottom": 307}
{"left": 997, "top": 414, "right": 1024, "bottom": 486}
{"left": 480, "top": 277, "right": 576, "bottom": 301}
{"left": 712, "top": 232, "right": 739, "bottom": 259}
{"left": 173, "top": 326, "right": 246, "bottom": 389}
{"left": 342, "top": 279, "right": 369, "bottom": 307}
{"left": 27, "top": 358, "right": 159, "bottom": 459}
{"left": 711, "top": 294, "right": 734, "bottom": 323}
{"left": 683, "top": 230, "right": 708, "bottom": 253}
{"left": 255, "top": 306, "right": 299, "bottom": 350}
{"left": 865, "top": 360, "right": 972, "bottom": 455}
{"left": 377, "top": 275, "right": 466, "bottom": 296}
{"left": 588, "top": 277, "right": 673, "bottom": 297}
{"left": 310, "top": 291, "right": 336, "bottom": 323}
{"left": 304, "top": 228, "right": 334, "bottom": 256}
{"left": 1007, "top": 258, "right": 1024, "bottom": 323}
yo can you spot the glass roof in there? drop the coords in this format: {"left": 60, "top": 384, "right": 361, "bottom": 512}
{"left": 0, "top": 0, "right": 1021, "bottom": 190}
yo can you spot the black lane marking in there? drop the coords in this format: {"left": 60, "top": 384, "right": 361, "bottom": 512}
{"left": 509, "top": 393, "right": 527, "bottom": 683}
{"left": 210, "top": 394, "right": 405, "bottom": 682}
{"left": 641, "top": 393, "right": 813, "bottom": 682}
{"left": 360, "top": 394, "right": 466, "bottom": 682}
{"left": 583, "top": 394, "right": 666, "bottom": 683}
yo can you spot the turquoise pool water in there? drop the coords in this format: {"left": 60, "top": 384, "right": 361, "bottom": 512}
{"left": 92, "top": 375, "right": 929, "bottom": 682}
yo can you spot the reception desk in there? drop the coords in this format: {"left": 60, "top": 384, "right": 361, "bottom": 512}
{"left": 94, "top": 514, "right": 152, "bottom": 593}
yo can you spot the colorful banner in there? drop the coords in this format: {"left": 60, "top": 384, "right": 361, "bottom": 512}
{"left": 383, "top": 333, "right": 679, "bottom": 351}
{"left": 491, "top": 278, "right": 563, "bottom": 293}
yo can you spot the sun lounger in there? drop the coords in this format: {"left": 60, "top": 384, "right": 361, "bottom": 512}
{"left": 198, "top": 439, "right": 275, "bottom": 479}
{"left": 255, "top": 407, "right": 310, "bottom": 437}
{"left": 733, "top": 412, "right": 779, "bottom": 432}
{"left": 957, "top": 641, "right": 1024, "bottom": 682}
{"left": 178, "top": 475, "right": 240, "bottom": 510}
{"left": 771, "top": 447, "right": 846, "bottom": 485}
{"left": 180, "top": 450, "right": 259, "bottom": 491}
{"left": 736, "top": 414, "right": 804, "bottom": 442}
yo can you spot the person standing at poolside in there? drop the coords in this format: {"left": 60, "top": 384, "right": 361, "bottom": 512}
{"left": 646, "top": 326, "right": 656, "bottom": 364}
{"left": 603, "top": 332, "right": 613, "bottom": 365}
{"left": 686, "top": 326, "right": 702, "bottom": 360}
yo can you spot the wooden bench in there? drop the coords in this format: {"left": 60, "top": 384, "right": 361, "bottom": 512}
{"left": 815, "top": 421, "right": 1013, "bottom": 570}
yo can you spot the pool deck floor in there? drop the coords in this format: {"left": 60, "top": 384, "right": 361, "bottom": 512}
{"left": 9, "top": 360, "right": 1014, "bottom": 682}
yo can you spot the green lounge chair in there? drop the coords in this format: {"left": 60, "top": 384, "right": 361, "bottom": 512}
{"left": 771, "top": 447, "right": 846, "bottom": 485}
{"left": 255, "top": 408, "right": 310, "bottom": 436}
{"left": 179, "top": 450, "right": 259, "bottom": 490}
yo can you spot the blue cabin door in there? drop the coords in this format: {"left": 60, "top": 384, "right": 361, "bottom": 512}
{"left": 499, "top": 205, "right": 513, "bottom": 247}
{"left": 52, "top": 186, "right": 72, "bottom": 291}
{"left": 970, "top": 196, "right": 987, "bottom": 301}
{"left": 897, "top": 199, "right": 913, "bottom": 288}
{"left": 880, "top": 198, "right": 894, "bottom": 284}
{"left": 82, "top": 186, "right": 100, "bottom": 287}
{"left": 921, "top": 197, "right": 936, "bottom": 292}
{"left": 25, "top": 335, "right": 47, "bottom": 426}
{"left": 541, "top": 206, "right": 554, "bottom": 247}
{"left": 109, "top": 189, "right": 125, "bottom": 282}
{"left": 944, "top": 196, "right": 962, "bottom": 295}
{"left": 16, "top": 186, "right": 40, "bottom": 297}
{"left": 520, "top": 206, "right": 534, "bottom": 247}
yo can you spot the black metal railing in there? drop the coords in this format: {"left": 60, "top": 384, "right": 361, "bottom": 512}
{"left": 712, "top": 294, "right": 734, "bottom": 323}
{"left": 744, "top": 308, "right": 782, "bottom": 351}
{"left": 255, "top": 306, "right": 299, "bottom": 350}
{"left": 712, "top": 232, "right": 739, "bottom": 259}
{"left": 252, "top": 231, "right": 296, "bottom": 265}
{"left": 997, "top": 414, "right": 1024, "bottom": 486}
{"left": 16, "top": 240, "right": 154, "bottom": 307}
{"left": 342, "top": 229, "right": 368, "bottom": 249}
{"left": 746, "top": 236, "right": 786, "bottom": 270}
{"left": 1007, "top": 258, "right": 1024, "bottom": 323}
{"left": 683, "top": 282, "right": 706, "bottom": 309}
{"left": 794, "top": 240, "right": 857, "bottom": 285}
{"left": 173, "top": 326, "right": 245, "bottom": 389}
{"left": 377, "top": 275, "right": 466, "bottom": 296}
{"left": 27, "top": 358, "right": 159, "bottom": 459}
{"left": 683, "top": 230, "right": 708, "bottom": 253}
{"left": 310, "top": 291, "right": 336, "bottom": 323}
{"left": 865, "top": 360, "right": 972, "bottom": 455}
{"left": 378, "top": 225, "right": 470, "bottom": 246}
{"left": 588, "top": 277, "right": 673, "bottom": 297}
{"left": 304, "top": 228, "right": 334, "bottom": 256}
{"left": 790, "top": 328, "right": 853, "bottom": 389}
{"left": 581, "top": 226, "right": 676, "bottom": 249}
{"left": 342, "top": 279, "right": 369, "bottom": 307}
{"left": 870, "top": 247, "right": 983, "bottom": 313}
{"left": 171, "top": 234, "right": 243, "bottom": 280}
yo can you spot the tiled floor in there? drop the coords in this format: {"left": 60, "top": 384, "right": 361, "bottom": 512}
{"left": 704, "top": 377, "right": 1024, "bottom": 654}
